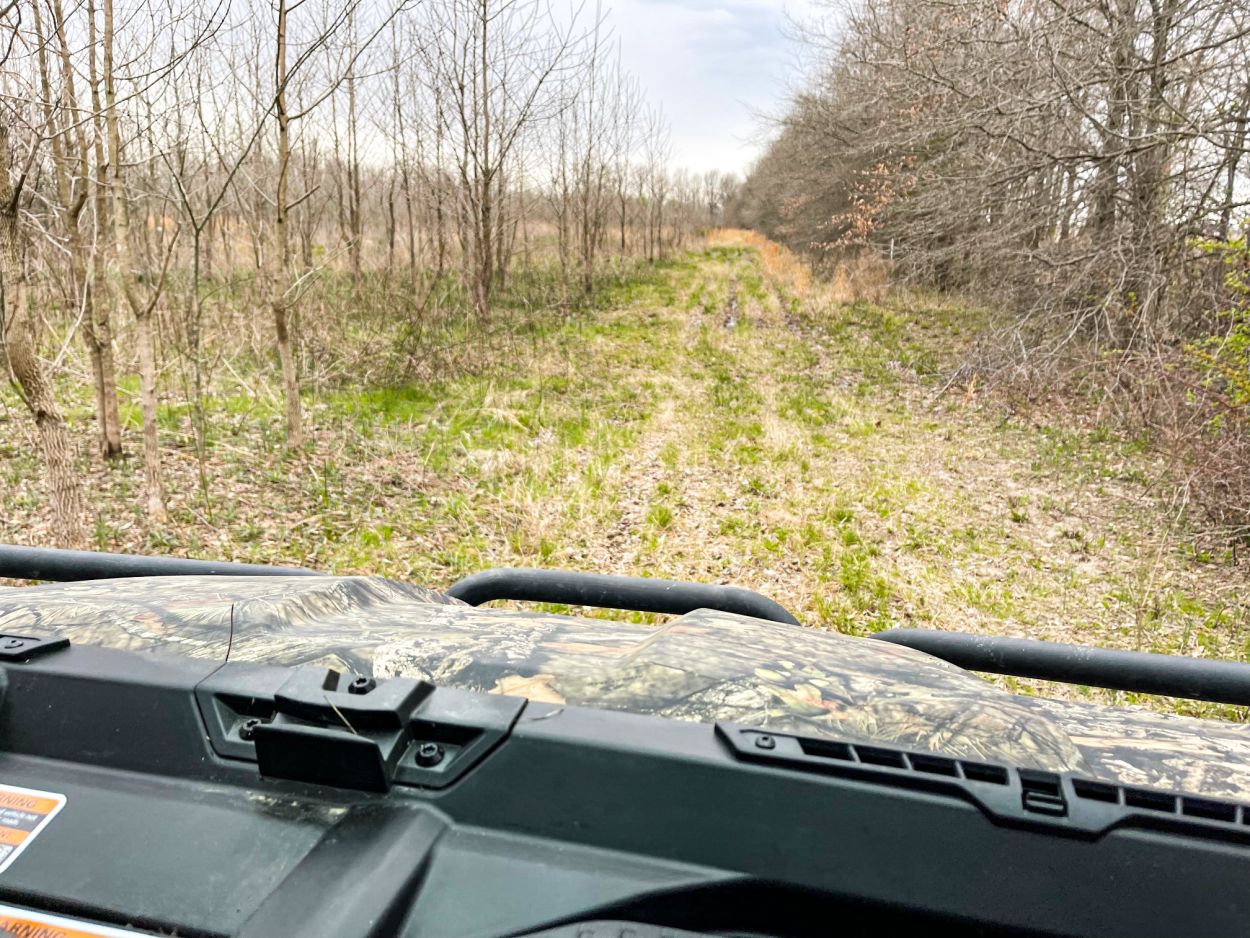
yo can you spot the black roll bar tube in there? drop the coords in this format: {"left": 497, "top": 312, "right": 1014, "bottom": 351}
{"left": 445, "top": 568, "right": 802, "bottom": 626}
{"left": 0, "top": 545, "right": 320, "bottom": 582}
{"left": 0, "top": 546, "right": 800, "bottom": 625}
{"left": 874, "top": 628, "right": 1250, "bottom": 707}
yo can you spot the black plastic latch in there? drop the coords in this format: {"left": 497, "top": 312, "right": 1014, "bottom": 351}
{"left": 0, "top": 634, "right": 69, "bottom": 662}
{"left": 197, "top": 663, "right": 527, "bottom": 792}
{"left": 253, "top": 723, "right": 397, "bottom": 792}
{"left": 252, "top": 669, "right": 433, "bottom": 792}
{"left": 272, "top": 667, "right": 431, "bottom": 730}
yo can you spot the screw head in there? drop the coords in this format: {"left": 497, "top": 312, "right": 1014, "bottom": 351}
{"left": 239, "top": 718, "right": 262, "bottom": 741}
{"left": 754, "top": 734, "right": 776, "bottom": 751}
{"left": 347, "top": 675, "right": 375, "bottom": 695}
{"left": 1, "top": 638, "right": 26, "bottom": 650}
{"left": 414, "top": 741, "right": 445, "bottom": 767}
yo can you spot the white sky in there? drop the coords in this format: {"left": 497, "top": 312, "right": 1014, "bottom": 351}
{"left": 607, "top": 0, "right": 815, "bottom": 177}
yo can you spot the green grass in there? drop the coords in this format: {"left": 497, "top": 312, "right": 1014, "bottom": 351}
{"left": 5, "top": 238, "right": 1248, "bottom": 716}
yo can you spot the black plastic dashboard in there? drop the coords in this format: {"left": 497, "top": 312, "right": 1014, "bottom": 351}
{"left": 0, "top": 636, "right": 1247, "bottom": 937}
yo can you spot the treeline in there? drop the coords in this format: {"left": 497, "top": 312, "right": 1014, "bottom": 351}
{"left": 734, "top": 0, "right": 1250, "bottom": 534}
{"left": 0, "top": 0, "right": 735, "bottom": 545}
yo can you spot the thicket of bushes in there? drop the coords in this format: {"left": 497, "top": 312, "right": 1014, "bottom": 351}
{"left": 730, "top": 0, "right": 1250, "bottom": 539}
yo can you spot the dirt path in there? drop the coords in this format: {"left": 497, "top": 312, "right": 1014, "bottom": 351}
{"left": 498, "top": 231, "right": 1250, "bottom": 715}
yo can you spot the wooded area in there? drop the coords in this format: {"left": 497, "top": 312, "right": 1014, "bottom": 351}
{"left": 3, "top": 0, "right": 1248, "bottom": 712}
{"left": 733, "top": 0, "right": 1250, "bottom": 536}
{"left": 0, "top": 0, "right": 734, "bottom": 545}
{"left": 5, "top": 0, "right": 1250, "bottom": 577}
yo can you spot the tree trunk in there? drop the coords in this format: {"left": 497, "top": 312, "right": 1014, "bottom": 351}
{"left": 619, "top": 189, "right": 626, "bottom": 256}
{"left": 347, "top": 62, "right": 363, "bottom": 288}
{"left": 3, "top": 315, "right": 86, "bottom": 547}
{"left": 0, "top": 129, "right": 86, "bottom": 547}
{"left": 434, "top": 100, "right": 447, "bottom": 280}
{"left": 385, "top": 176, "right": 396, "bottom": 275}
{"left": 134, "top": 310, "right": 165, "bottom": 519}
{"left": 271, "top": 0, "right": 303, "bottom": 446}
{"left": 88, "top": 285, "right": 123, "bottom": 464}
{"left": 493, "top": 168, "right": 510, "bottom": 292}
{"left": 86, "top": 2, "right": 120, "bottom": 453}
{"left": 474, "top": 0, "right": 492, "bottom": 320}
{"left": 402, "top": 161, "right": 417, "bottom": 287}
{"left": 1218, "top": 79, "right": 1250, "bottom": 240}
{"left": 274, "top": 303, "right": 301, "bottom": 446}
{"left": 101, "top": 0, "right": 166, "bottom": 518}
{"left": 51, "top": 0, "right": 122, "bottom": 460}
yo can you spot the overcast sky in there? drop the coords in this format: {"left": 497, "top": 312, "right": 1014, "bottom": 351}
{"left": 607, "top": 0, "right": 815, "bottom": 177}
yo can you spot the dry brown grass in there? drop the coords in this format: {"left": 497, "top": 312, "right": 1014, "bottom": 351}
{"left": 707, "top": 228, "right": 812, "bottom": 297}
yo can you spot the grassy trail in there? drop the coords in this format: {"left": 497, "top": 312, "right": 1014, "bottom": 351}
{"left": 3, "top": 231, "right": 1248, "bottom": 714}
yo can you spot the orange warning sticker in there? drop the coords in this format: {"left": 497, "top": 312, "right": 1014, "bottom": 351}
{"left": 0, "top": 903, "right": 150, "bottom": 937}
{"left": 0, "top": 784, "right": 65, "bottom": 876}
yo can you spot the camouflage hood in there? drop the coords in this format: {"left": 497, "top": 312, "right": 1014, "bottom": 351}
{"left": 4, "top": 574, "right": 1250, "bottom": 798}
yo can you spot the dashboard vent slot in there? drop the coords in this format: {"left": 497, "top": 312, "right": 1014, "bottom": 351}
{"left": 1073, "top": 779, "right": 1119, "bottom": 803}
{"left": 797, "top": 738, "right": 853, "bottom": 761}
{"left": 960, "top": 761, "right": 1008, "bottom": 785}
{"left": 1125, "top": 788, "right": 1178, "bottom": 813}
{"left": 856, "top": 745, "right": 908, "bottom": 768}
{"left": 1181, "top": 797, "right": 1238, "bottom": 822}
{"left": 909, "top": 754, "right": 959, "bottom": 777}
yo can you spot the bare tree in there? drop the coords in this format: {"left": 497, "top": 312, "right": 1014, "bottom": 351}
{"left": 0, "top": 112, "right": 86, "bottom": 546}
{"left": 98, "top": 0, "right": 178, "bottom": 519}
{"left": 39, "top": 0, "right": 124, "bottom": 461}
{"left": 419, "top": 0, "right": 587, "bottom": 319}
{"left": 2, "top": 0, "right": 708, "bottom": 547}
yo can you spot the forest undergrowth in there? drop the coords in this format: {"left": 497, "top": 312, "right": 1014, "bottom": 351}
{"left": 4, "top": 231, "right": 1248, "bottom": 717}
